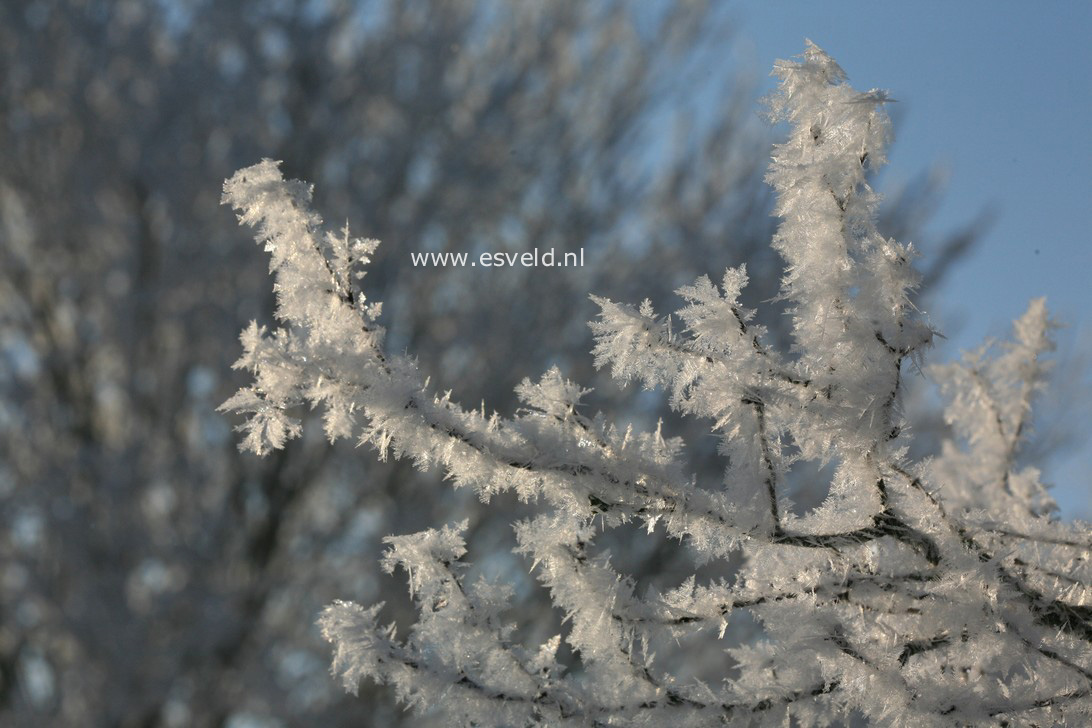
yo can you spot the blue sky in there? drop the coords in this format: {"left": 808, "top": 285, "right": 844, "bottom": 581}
{"left": 730, "top": 3, "right": 1091, "bottom": 516}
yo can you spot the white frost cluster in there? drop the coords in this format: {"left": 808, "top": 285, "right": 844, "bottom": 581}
{"left": 222, "top": 43, "right": 1091, "bottom": 726}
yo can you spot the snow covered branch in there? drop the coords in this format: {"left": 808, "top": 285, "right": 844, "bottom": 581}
{"left": 223, "top": 42, "right": 1091, "bottom": 726}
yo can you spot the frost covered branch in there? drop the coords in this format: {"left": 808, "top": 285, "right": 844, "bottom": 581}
{"left": 222, "top": 42, "right": 1091, "bottom": 726}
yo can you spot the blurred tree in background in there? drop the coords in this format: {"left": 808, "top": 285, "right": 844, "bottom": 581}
{"left": 0, "top": 1, "right": 977, "bottom": 725}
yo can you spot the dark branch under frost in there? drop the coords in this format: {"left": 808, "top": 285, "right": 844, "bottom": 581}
{"left": 222, "top": 42, "right": 1092, "bottom": 727}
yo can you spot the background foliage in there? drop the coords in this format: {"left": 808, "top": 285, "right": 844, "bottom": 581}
{"left": 1, "top": 2, "right": 986, "bottom": 725}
